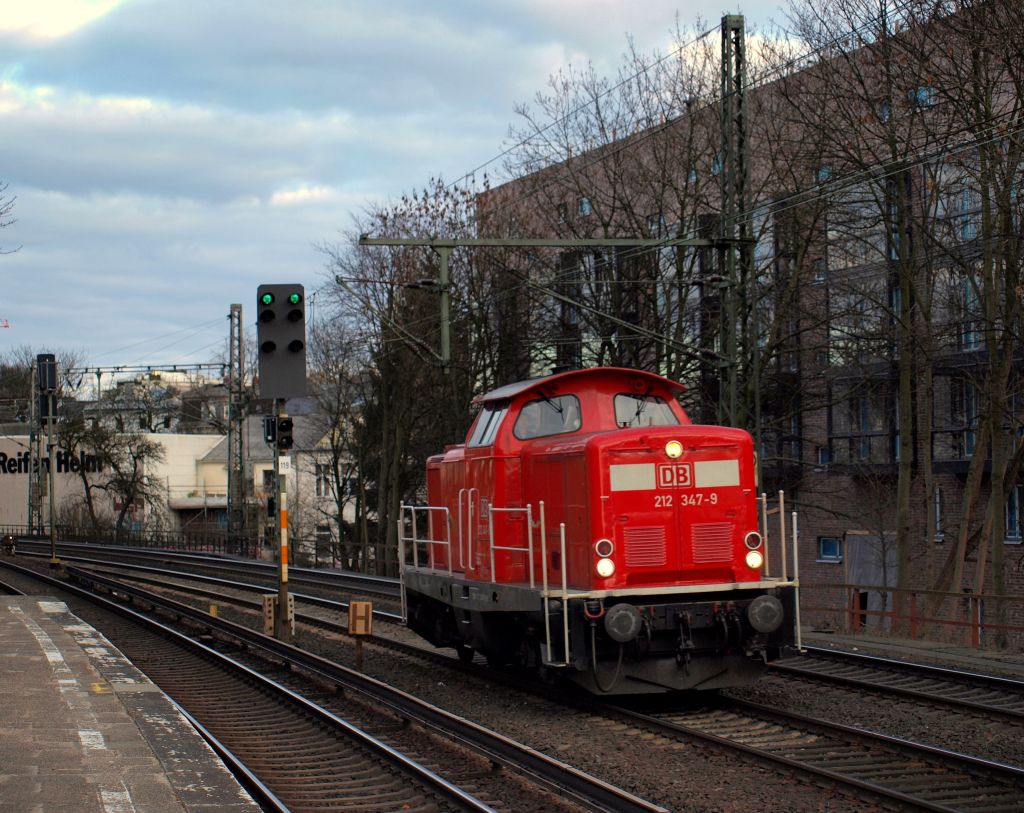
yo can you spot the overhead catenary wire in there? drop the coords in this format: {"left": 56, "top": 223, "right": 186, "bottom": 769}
{"left": 342, "top": 0, "right": 1020, "bottom": 369}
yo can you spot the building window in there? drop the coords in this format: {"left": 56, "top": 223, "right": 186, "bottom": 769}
{"left": 817, "top": 445, "right": 831, "bottom": 466}
{"left": 315, "top": 523, "right": 333, "bottom": 563}
{"left": 646, "top": 212, "right": 666, "bottom": 236}
{"left": 960, "top": 277, "right": 982, "bottom": 350}
{"left": 711, "top": 153, "right": 723, "bottom": 175}
{"left": 934, "top": 486, "right": 944, "bottom": 543}
{"left": 813, "top": 258, "right": 827, "bottom": 283}
{"left": 578, "top": 197, "right": 592, "bottom": 216}
{"left": 315, "top": 462, "right": 331, "bottom": 497}
{"left": 818, "top": 536, "right": 843, "bottom": 562}
{"left": 910, "top": 85, "right": 936, "bottom": 109}
{"left": 557, "top": 202, "right": 568, "bottom": 223}
{"left": 1006, "top": 485, "right": 1022, "bottom": 544}
{"left": 261, "top": 469, "right": 275, "bottom": 494}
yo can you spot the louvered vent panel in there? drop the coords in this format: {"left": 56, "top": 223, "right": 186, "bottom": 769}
{"left": 691, "top": 522, "right": 733, "bottom": 563}
{"left": 623, "top": 526, "right": 667, "bottom": 567}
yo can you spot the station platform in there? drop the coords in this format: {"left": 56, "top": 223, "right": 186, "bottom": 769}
{"left": 0, "top": 596, "right": 261, "bottom": 813}
{"left": 801, "top": 629, "right": 1024, "bottom": 680}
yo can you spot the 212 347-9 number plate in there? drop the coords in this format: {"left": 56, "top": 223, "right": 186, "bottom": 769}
{"left": 655, "top": 492, "right": 718, "bottom": 508}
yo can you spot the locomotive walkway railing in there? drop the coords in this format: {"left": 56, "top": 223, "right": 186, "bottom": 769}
{"left": 398, "top": 491, "right": 803, "bottom": 665}
{"left": 488, "top": 505, "right": 535, "bottom": 589}
{"left": 397, "top": 504, "right": 453, "bottom": 623}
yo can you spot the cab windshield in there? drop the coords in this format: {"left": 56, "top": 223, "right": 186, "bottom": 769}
{"left": 614, "top": 393, "right": 679, "bottom": 427}
{"left": 513, "top": 394, "right": 581, "bottom": 440}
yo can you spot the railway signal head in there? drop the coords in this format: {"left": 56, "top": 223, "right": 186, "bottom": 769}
{"left": 37, "top": 353, "right": 57, "bottom": 393}
{"left": 256, "top": 284, "right": 307, "bottom": 399}
{"left": 276, "top": 416, "right": 294, "bottom": 450}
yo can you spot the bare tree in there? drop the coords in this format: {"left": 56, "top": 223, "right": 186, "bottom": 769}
{"left": 0, "top": 181, "right": 17, "bottom": 255}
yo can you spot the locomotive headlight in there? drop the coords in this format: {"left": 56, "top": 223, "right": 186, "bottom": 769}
{"left": 665, "top": 440, "right": 683, "bottom": 459}
{"left": 744, "top": 531, "right": 763, "bottom": 550}
{"left": 594, "top": 538, "right": 614, "bottom": 557}
{"left": 595, "top": 557, "right": 616, "bottom": 578}
{"left": 745, "top": 549, "right": 765, "bottom": 570}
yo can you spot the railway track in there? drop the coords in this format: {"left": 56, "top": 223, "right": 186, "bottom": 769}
{"left": 12, "top": 549, "right": 1024, "bottom": 811}
{"left": 773, "top": 645, "right": 1024, "bottom": 723}
{"left": 1, "top": 560, "right": 665, "bottom": 813}
{"left": 15, "top": 538, "right": 401, "bottom": 599}
{"left": 602, "top": 697, "right": 1024, "bottom": 812}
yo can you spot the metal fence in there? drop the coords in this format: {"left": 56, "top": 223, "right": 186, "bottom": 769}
{"left": 1, "top": 524, "right": 262, "bottom": 559}
{"left": 801, "top": 581, "right": 1024, "bottom": 649}
{"left": 1, "top": 523, "right": 402, "bottom": 576}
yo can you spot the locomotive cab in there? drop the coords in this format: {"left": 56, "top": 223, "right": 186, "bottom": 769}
{"left": 401, "top": 367, "right": 799, "bottom": 694}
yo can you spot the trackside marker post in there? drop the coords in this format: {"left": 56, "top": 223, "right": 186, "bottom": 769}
{"left": 348, "top": 601, "right": 373, "bottom": 671}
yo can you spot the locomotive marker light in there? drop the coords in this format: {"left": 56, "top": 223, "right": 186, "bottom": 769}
{"left": 745, "top": 549, "right": 765, "bottom": 569}
{"left": 594, "top": 538, "right": 614, "bottom": 557}
{"left": 744, "top": 530, "right": 763, "bottom": 549}
{"left": 664, "top": 439, "right": 683, "bottom": 459}
{"left": 595, "top": 557, "right": 615, "bottom": 578}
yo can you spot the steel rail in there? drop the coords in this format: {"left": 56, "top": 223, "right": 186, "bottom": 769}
{"left": 773, "top": 646, "right": 1024, "bottom": 723}
{"left": 3, "top": 561, "right": 500, "bottom": 813}
{"left": 16, "top": 539, "right": 401, "bottom": 595}
{"left": 799, "top": 644, "right": 1024, "bottom": 691}
{"left": 22, "top": 558, "right": 1023, "bottom": 811}
{"left": 171, "top": 704, "right": 292, "bottom": 813}
{"left": 52, "top": 563, "right": 667, "bottom": 813}
{"left": 43, "top": 557, "right": 405, "bottom": 623}
{"left": 596, "top": 698, "right": 1024, "bottom": 813}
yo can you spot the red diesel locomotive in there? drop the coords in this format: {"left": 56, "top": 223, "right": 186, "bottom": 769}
{"left": 400, "top": 366, "right": 798, "bottom": 694}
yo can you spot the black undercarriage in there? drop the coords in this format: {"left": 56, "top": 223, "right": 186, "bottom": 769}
{"left": 403, "top": 569, "right": 797, "bottom": 694}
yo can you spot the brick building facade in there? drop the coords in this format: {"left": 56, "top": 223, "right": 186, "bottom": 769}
{"left": 477, "top": 4, "right": 1024, "bottom": 646}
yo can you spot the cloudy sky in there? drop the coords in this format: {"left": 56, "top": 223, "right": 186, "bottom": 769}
{"left": 0, "top": 0, "right": 782, "bottom": 372}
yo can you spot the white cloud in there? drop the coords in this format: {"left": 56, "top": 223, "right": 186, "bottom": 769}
{"left": 0, "top": 0, "right": 130, "bottom": 41}
{"left": 0, "top": 0, "right": 788, "bottom": 363}
{"left": 270, "top": 185, "right": 336, "bottom": 207}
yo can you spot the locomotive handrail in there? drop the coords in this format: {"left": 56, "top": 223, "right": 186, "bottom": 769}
{"left": 558, "top": 522, "right": 570, "bottom": 666}
{"left": 398, "top": 504, "right": 453, "bottom": 575}
{"left": 792, "top": 509, "right": 803, "bottom": 651}
{"left": 456, "top": 489, "right": 466, "bottom": 570}
{"left": 760, "top": 492, "right": 771, "bottom": 578}
{"left": 487, "top": 505, "right": 535, "bottom": 589}
{"left": 467, "top": 487, "right": 479, "bottom": 573}
{"left": 538, "top": 502, "right": 559, "bottom": 666}
{"left": 778, "top": 490, "right": 788, "bottom": 580}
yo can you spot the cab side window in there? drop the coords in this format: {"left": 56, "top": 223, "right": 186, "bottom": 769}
{"left": 467, "top": 401, "right": 510, "bottom": 447}
{"left": 614, "top": 393, "right": 680, "bottom": 427}
{"left": 513, "top": 395, "right": 581, "bottom": 440}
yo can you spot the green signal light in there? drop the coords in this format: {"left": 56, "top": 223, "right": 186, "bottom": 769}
{"left": 288, "top": 293, "right": 302, "bottom": 305}
{"left": 261, "top": 293, "right": 275, "bottom": 305}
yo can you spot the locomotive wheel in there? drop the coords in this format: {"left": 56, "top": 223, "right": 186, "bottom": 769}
{"left": 455, "top": 643, "right": 474, "bottom": 664}
{"left": 516, "top": 636, "right": 540, "bottom": 670}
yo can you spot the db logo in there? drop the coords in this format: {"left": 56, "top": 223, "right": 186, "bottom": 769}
{"left": 657, "top": 463, "right": 693, "bottom": 488}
